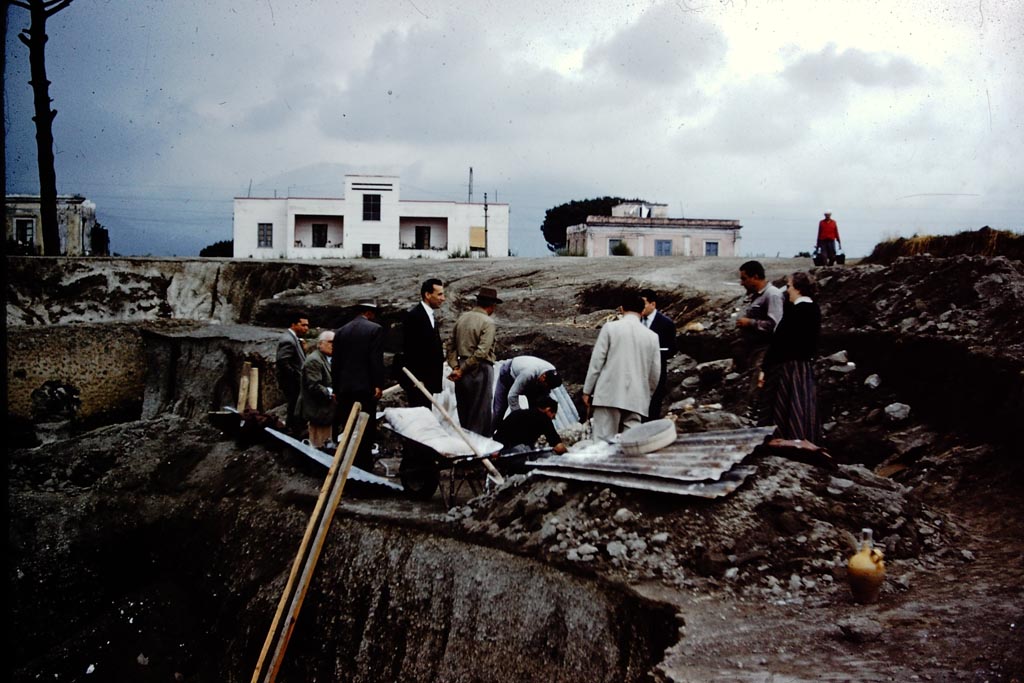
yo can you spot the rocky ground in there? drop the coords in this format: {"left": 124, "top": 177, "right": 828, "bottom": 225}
{"left": 6, "top": 242, "right": 1024, "bottom": 681}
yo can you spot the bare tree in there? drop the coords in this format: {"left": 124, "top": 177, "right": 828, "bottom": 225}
{"left": 10, "top": 0, "right": 75, "bottom": 256}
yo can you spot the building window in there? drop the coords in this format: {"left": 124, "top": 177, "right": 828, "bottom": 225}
{"left": 655, "top": 239, "right": 672, "bottom": 256}
{"left": 415, "top": 225, "right": 431, "bottom": 250}
{"left": 258, "top": 223, "right": 273, "bottom": 248}
{"left": 608, "top": 238, "right": 622, "bottom": 255}
{"left": 362, "top": 194, "right": 381, "bottom": 221}
{"left": 704, "top": 241, "right": 719, "bottom": 256}
{"left": 362, "top": 243, "right": 380, "bottom": 258}
{"left": 15, "top": 218, "right": 35, "bottom": 247}
{"left": 312, "top": 224, "right": 328, "bottom": 248}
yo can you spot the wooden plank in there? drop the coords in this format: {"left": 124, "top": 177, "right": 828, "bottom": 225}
{"left": 250, "top": 404, "right": 360, "bottom": 683}
{"left": 262, "top": 411, "right": 369, "bottom": 683}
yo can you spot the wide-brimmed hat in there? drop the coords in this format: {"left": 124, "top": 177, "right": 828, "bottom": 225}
{"left": 354, "top": 298, "right": 378, "bottom": 310}
{"left": 476, "top": 286, "right": 503, "bottom": 304}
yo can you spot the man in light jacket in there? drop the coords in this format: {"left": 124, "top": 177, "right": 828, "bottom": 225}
{"left": 297, "top": 330, "right": 335, "bottom": 448}
{"left": 583, "top": 292, "right": 662, "bottom": 442}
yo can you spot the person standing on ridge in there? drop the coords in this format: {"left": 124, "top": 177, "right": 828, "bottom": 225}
{"left": 816, "top": 212, "right": 842, "bottom": 266}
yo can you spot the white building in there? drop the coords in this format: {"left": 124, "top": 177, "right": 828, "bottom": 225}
{"left": 233, "top": 175, "right": 509, "bottom": 260}
{"left": 566, "top": 202, "right": 741, "bottom": 257}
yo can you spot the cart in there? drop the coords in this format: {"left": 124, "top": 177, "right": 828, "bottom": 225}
{"left": 381, "top": 406, "right": 514, "bottom": 505}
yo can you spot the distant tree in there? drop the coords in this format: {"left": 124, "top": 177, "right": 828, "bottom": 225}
{"left": 540, "top": 196, "right": 646, "bottom": 252}
{"left": 610, "top": 241, "right": 633, "bottom": 256}
{"left": 10, "top": 0, "right": 75, "bottom": 256}
{"left": 200, "top": 239, "right": 233, "bottom": 257}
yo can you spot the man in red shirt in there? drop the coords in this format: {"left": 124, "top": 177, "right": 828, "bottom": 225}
{"left": 816, "top": 212, "right": 841, "bottom": 266}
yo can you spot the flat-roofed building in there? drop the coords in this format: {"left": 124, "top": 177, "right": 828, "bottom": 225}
{"left": 233, "top": 175, "right": 509, "bottom": 259}
{"left": 567, "top": 202, "right": 741, "bottom": 257}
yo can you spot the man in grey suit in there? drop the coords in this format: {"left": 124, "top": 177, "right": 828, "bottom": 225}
{"left": 397, "top": 278, "right": 446, "bottom": 407}
{"left": 583, "top": 292, "right": 662, "bottom": 442}
{"left": 297, "top": 330, "right": 335, "bottom": 448}
{"left": 332, "top": 300, "right": 384, "bottom": 470}
{"left": 276, "top": 312, "right": 309, "bottom": 435}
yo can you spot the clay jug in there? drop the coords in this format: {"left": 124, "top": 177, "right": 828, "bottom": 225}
{"left": 847, "top": 528, "right": 886, "bottom": 604}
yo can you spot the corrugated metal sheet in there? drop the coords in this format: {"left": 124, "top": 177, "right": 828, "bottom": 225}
{"left": 266, "top": 427, "right": 404, "bottom": 491}
{"left": 526, "top": 426, "right": 774, "bottom": 498}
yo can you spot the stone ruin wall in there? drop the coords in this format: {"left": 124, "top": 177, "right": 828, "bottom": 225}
{"left": 7, "top": 323, "right": 147, "bottom": 423}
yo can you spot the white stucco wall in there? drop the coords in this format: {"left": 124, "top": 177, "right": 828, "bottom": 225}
{"left": 232, "top": 174, "right": 510, "bottom": 260}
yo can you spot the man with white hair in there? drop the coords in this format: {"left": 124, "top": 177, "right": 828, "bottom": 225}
{"left": 297, "top": 330, "right": 336, "bottom": 448}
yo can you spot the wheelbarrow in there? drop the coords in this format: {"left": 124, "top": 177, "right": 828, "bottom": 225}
{"left": 381, "top": 406, "right": 508, "bottom": 505}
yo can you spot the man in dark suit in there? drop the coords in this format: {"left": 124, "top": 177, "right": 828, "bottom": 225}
{"left": 640, "top": 289, "right": 678, "bottom": 420}
{"left": 275, "top": 312, "right": 309, "bottom": 435}
{"left": 397, "top": 278, "right": 446, "bottom": 407}
{"left": 332, "top": 300, "right": 384, "bottom": 470}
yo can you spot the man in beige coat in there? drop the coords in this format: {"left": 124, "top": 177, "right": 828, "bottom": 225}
{"left": 447, "top": 286, "right": 501, "bottom": 435}
{"left": 583, "top": 292, "right": 662, "bottom": 442}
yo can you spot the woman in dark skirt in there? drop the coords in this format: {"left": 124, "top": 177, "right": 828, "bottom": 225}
{"left": 761, "top": 271, "right": 822, "bottom": 442}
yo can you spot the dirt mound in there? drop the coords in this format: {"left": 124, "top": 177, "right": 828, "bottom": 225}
{"left": 864, "top": 226, "right": 1024, "bottom": 264}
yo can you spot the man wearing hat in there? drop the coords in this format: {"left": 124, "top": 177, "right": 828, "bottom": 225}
{"left": 816, "top": 212, "right": 842, "bottom": 266}
{"left": 447, "top": 286, "right": 502, "bottom": 435}
{"left": 332, "top": 299, "right": 384, "bottom": 470}
{"left": 490, "top": 355, "right": 562, "bottom": 433}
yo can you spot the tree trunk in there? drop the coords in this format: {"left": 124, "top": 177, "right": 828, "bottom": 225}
{"left": 20, "top": 3, "right": 62, "bottom": 256}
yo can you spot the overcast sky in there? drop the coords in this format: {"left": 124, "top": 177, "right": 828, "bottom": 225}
{"left": 5, "top": 0, "right": 1022, "bottom": 258}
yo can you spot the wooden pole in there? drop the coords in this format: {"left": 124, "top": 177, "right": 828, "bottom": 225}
{"left": 380, "top": 383, "right": 403, "bottom": 398}
{"left": 237, "top": 361, "right": 252, "bottom": 413}
{"left": 263, "top": 410, "right": 368, "bottom": 683}
{"left": 250, "top": 404, "right": 360, "bottom": 683}
{"left": 247, "top": 366, "right": 260, "bottom": 411}
{"left": 401, "top": 366, "right": 505, "bottom": 485}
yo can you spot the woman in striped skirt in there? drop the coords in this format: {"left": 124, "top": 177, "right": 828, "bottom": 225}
{"left": 761, "top": 271, "right": 822, "bottom": 443}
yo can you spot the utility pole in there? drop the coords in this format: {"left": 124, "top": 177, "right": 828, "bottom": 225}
{"left": 483, "top": 192, "right": 489, "bottom": 257}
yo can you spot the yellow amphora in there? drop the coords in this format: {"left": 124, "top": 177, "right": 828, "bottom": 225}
{"left": 847, "top": 528, "right": 886, "bottom": 604}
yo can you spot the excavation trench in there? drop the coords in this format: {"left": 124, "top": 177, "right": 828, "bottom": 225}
{"left": 8, "top": 429, "right": 678, "bottom": 682}
{"left": 270, "top": 517, "right": 678, "bottom": 682}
